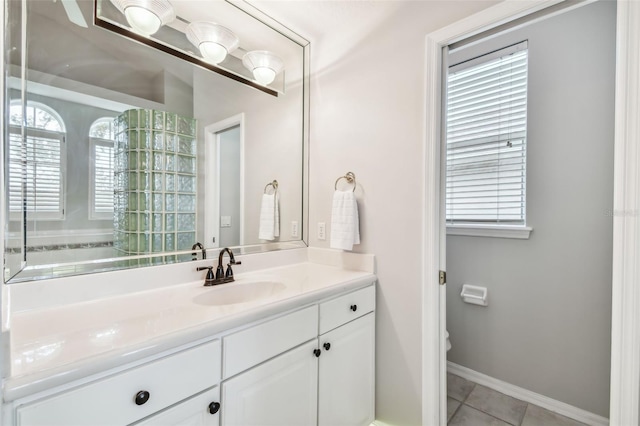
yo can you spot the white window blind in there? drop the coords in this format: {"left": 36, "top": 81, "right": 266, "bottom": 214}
{"left": 446, "top": 42, "right": 528, "bottom": 225}
{"left": 9, "top": 101, "right": 66, "bottom": 219}
{"left": 90, "top": 139, "right": 115, "bottom": 219}
{"left": 9, "top": 129, "right": 65, "bottom": 216}
{"left": 89, "top": 117, "right": 116, "bottom": 220}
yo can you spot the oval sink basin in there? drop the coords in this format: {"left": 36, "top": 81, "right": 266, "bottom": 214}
{"left": 193, "top": 281, "right": 287, "bottom": 306}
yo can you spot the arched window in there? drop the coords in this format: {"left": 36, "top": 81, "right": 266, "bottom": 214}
{"left": 89, "top": 117, "right": 116, "bottom": 219}
{"left": 9, "top": 100, "right": 66, "bottom": 218}
{"left": 89, "top": 117, "right": 116, "bottom": 140}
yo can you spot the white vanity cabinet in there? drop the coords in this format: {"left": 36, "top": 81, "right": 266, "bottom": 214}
{"left": 318, "top": 313, "right": 375, "bottom": 426}
{"left": 9, "top": 283, "right": 376, "bottom": 426}
{"left": 221, "top": 285, "right": 376, "bottom": 426}
{"left": 318, "top": 286, "right": 376, "bottom": 426}
{"left": 221, "top": 340, "right": 319, "bottom": 426}
{"left": 15, "top": 340, "right": 222, "bottom": 426}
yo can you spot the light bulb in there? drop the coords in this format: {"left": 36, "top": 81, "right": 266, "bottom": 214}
{"left": 242, "top": 51, "right": 283, "bottom": 86}
{"left": 199, "top": 42, "right": 228, "bottom": 64}
{"left": 253, "top": 67, "right": 277, "bottom": 85}
{"left": 124, "top": 6, "right": 161, "bottom": 36}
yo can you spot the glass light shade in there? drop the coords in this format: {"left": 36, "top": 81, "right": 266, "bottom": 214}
{"left": 253, "top": 67, "right": 277, "bottom": 85}
{"left": 242, "top": 51, "right": 284, "bottom": 86}
{"left": 199, "top": 42, "right": 227, "bottom": 64}
{"left": 109, "top": 0, "right": 176, "bottom": 36}
{"left": 186, "top": 22, "right": 240, "bottom": 64}
{"left": 124, "top": 7, "right": 161, "bottom": 35}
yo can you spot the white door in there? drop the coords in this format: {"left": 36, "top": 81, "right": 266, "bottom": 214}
{"left": 134, "top": 387, "right": 220, "bottom": 426}
{"left": 318, "top": 313, "right": 375, "bottom": 426}
{"left": 221, "top": 340, "right": 318, "bottom": 426}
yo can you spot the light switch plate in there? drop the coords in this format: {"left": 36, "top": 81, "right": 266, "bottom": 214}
{"left": 317, "top": 222, "right": 326, "bottom": 240}
{"left": 291, "top": 221, "right": 299, "bottom": 238}
{"left": 220, "top": 216, "right": 232, "bottom": 228}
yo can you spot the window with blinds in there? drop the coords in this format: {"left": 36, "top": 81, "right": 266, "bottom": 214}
{"left": 89, "top": 117, "right": 115, "bottom": 220}
{"left": 9, "top": 101, "right": 66, "bottom": 219}
{"left": 446, "top": 41, "right": 528, "bottom": 226}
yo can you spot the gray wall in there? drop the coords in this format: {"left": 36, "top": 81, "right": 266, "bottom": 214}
{"left": 446, "top": 1, "right": 616, "bottom": 417}
{"left": 218, "top": 126, "right": 241, "bottom": 247}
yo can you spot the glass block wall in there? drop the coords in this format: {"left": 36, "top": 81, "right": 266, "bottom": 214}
{"left": 113, "top": 109, "right": 197, "bottom": 255}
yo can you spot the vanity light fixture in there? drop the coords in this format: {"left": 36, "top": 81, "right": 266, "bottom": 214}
{"left": 109, "top": 0, "right": 175, "bottom": 36}
{"left": 186, "top": 22, "right": 240, "bottom": 65}
{"left": 242, "top": 51, "right": 284, "bottom": 86}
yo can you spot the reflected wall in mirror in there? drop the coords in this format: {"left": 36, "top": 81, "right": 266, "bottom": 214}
{"left": 3, "top": 0, "right": 309, "bottom": 283}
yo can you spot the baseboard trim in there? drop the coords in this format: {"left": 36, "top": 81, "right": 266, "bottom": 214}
{"left": 447, "top": 362, "right": 609, "bottom": 426}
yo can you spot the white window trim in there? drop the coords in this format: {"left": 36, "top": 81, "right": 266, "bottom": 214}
{"left": 88, "top": 137, "right": 114, "bottom": 221}
{"left": 446, "top": 223, "right": 532, "bottom": 239}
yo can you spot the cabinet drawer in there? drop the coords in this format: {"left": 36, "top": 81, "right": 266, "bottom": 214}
{"left": 17, "top": 340, "right": 221, "bottom": 426}
{"left": 133, "top": 386, "right": 220, "bottom": 426}
{"left": 319, "top": 285, "right": 375, "bottom": 334}
{"left": 223, "top": 305, "right": 318, "bottom": 379}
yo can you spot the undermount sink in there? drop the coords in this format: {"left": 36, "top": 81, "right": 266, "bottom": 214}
{"left": 192, "top": 280, "right": 287, "bottom": 306}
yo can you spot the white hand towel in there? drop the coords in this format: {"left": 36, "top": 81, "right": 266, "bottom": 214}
{"left": 258, "top": 192, "right": 280, "bottom": 240}
{"left": 330, "top": 190, "right": 360, "bottom": 251}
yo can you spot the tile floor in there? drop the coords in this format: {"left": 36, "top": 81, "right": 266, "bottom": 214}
{"left": 447, "top": 373, "right": 588, "bottom": 426}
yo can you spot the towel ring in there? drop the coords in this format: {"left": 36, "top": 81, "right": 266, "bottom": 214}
{"left": 264, "top": 180, "right": 278, "bottom": 194}
{"left": 335, "top": 172, "right": 356, "bottom": 192}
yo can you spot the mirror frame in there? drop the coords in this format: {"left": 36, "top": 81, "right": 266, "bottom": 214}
{"left": 2, "top": 0, "right": 310, "bottom": 283}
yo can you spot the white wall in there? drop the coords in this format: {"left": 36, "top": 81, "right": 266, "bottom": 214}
{"left": 251, "top": 1, "right": 500, "bottom": 423}
{"left": 446, "top": 1, "right": 616, "bottom": 417}
{"left": 193, "top": 66, "right": 304, "bottom": 248}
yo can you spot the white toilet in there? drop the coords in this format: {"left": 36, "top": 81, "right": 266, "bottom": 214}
{"left": 446, "top": 330, "right": 451, "bottom": 351}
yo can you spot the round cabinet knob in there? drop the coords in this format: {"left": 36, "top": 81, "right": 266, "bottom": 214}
{"left": 208, "top": 401, "right": 221, "bottom": 415}
{"left": 323, "top": 342, "right": 331, "bottom": 351}
{"left": 313, "top": 349, "right": 322, "bottom": 357}
{"left": 350, "top": 304, "right": 358, "bottom": 312}
{"left": 135, "top": 390, "right": 150, "bottom": 405}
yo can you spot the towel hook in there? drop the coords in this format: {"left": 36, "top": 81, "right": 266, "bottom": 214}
{"left": 264, "top": 180, "right": 278, "bottom": 194}
{"left": 335, "top": 172, "right": 356, "bottom": 192}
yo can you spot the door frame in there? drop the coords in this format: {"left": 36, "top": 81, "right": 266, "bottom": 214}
{"left": 422, "top": 1, "right": 640, "bottom": 424}
{"left": 204, "top": 113, "right": 245, "bottom": 248}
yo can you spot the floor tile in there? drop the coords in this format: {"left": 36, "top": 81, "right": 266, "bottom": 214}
{"left": 447, "top": 373, "right": 476, "bottom": 401}
{"left": 465, "top": 385, "right": 528, "bottom": 425}
{"left": 449, "top": 404, "right": 512, "bottom": 426}
{"left": 447, "top": 396, "right": 461, "bottom": 422}
{"left": 521, "top": 404, "right": 588, "bottom": 426}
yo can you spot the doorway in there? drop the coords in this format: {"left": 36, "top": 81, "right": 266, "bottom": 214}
{"left": 204, "top": 114, "right": 245, "bottom": 249}
{"left": 422, "top": 1, "right": 640, "bottom": 425}
{"left": 444, "top": 2, "right": 614, "bottom": 424}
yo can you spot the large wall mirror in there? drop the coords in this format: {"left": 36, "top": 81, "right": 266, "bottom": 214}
{"left": 3, "top": 0, "right": 309, "bottom": 283}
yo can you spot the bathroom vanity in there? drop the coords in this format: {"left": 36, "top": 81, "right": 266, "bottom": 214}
{"left": 2, "top": 250, "right": 376, "bottom": 426}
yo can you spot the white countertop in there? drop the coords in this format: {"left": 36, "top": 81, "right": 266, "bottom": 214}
{"left": 5, "top": 261, "right": 376, "bottom": 401}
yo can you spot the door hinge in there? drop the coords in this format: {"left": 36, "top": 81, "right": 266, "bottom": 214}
{"left": 439, "top": 270, "right": 446, "bottom": 285}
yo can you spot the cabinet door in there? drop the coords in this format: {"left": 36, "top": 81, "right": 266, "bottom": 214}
{"left": 133, "top": 387, "right": 220, "bottom": 426}
{"left": 318, "top": 313, "right": 375, "bottom": 426}
{"left": 221, "top": 340, "right": 318, "bottom": 426}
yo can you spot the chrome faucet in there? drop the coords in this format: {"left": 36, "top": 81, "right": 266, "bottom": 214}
{"left": 191, "top": 242, "right": 206, "bottom": 261}
{"left": 196, "top": 247, "right": 241, "bottom": 286}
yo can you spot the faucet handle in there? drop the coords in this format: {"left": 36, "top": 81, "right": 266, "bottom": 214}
{"left": 197, "top": 266, "right": 216, "bottom": 286}
{"left": 225, "top": 263, "right": 234, "bottom": 279}
{"left": 215, "top": 265, "right": 225, "bottom": 280}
